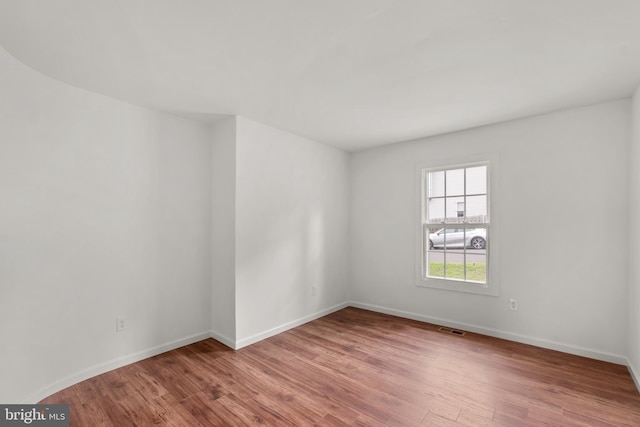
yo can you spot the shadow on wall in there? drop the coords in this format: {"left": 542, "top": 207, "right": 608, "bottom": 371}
{"left": 236, "top": 205, "right": 329, "bottom": 338}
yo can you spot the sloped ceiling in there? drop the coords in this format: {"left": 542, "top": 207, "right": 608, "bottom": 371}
{"left": 1, "top": 0, "right": 640, "bottom": 151}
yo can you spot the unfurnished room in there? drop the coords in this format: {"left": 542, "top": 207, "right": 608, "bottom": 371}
{"left": 1, "top": 1, "right": 640, "bottom": 426}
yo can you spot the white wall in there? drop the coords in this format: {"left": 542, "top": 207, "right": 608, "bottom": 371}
{"left": 350, "top": 100, "right": 631, "bottom": 361}
{"left": 210, "top": 116, "right": 237, "bottom": 345}
{"left": 0, "top": 46, "right": 213, "bottom": 403}
{"left": 235, "top": 117, "right": 350, "bottom": 345}
{"left": 630, "top": 87, "right": 640, "bottom": 384}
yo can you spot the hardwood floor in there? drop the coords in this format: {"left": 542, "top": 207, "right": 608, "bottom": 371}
{"left": 40, "top": 307, "right": 640, "bottom": 426}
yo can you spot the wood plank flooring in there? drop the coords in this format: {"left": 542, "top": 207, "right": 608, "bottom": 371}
{"left": 40, "top": 307, "right": 640, "bottom": 426}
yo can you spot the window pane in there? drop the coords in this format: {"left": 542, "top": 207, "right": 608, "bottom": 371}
{"left": 446, "top": 168, "right": 464, "bottom": 196}
{"left": 427, "top": 227, "right": 443, "bottom": 249}
{"left": 445, "top": 196, "right": 464, "bottom": 221}
{"left": 445, "top": 260, "right": 464, "bottom": 280}
{"left": 467, "top": 226, "right": 487, "bottom": 250}
{"left": 427, "top": 248, "right": 444, "bottom": 278}
{"left": 427, "top": 198, "right": 444, "bottom": 222}
{"left": 428, "top": 171, "right": 444, "bottom": 197}
{"left": 446, "top": 249, "right": 466, "bottom": 280}
{"left": 429, "top": 227, "right": 475, "bottom": 249}
{"left": 446, "top": 227, "right": 465, "bottom": 248}
{"left": 466, "top": 254, "right": 486, "bottom": 283}
{"left": 466, "top": 165, "right": 487, "bottom": 195}
{"left": 465, "top": 195, "right": 487, "bottom": 220}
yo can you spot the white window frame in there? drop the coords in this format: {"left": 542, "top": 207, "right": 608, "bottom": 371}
{"left": 415, "top": 154, "right": 499, "bottom": 296}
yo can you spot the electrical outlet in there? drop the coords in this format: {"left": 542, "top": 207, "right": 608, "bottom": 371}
{"left": 116, "top": 317, "right": 128, "bottom": 332}
{"left": 509, "top": 299, "right": 518, "bottom": 311}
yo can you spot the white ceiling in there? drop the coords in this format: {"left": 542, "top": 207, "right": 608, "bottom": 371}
{"left": 1, "top": 0, "right": 640, "bottom": 151}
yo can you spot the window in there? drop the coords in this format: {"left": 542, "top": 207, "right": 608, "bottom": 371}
{"left": 417, "top": 158, "right": 498, "bottom": 296}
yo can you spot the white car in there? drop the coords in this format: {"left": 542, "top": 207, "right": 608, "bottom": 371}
{"left": 429, "top": 228, "right": 486, "bottom": 249}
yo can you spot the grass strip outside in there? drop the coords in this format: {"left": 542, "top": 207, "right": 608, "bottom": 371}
{"left": 428, "top": 262, "right": 486, "bottom": 282}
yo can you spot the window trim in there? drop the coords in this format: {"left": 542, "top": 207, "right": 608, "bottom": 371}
{"left": 415, "top": 154, "right": 499, "bottom": 296}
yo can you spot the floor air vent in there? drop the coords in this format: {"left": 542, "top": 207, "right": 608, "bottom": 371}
{"left": 438, "top": 327, "right": 466, "bottom": 337}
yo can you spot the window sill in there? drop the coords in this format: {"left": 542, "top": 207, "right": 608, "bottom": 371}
{"left": 416, "top": 276, "right": 499, "bottom": 296}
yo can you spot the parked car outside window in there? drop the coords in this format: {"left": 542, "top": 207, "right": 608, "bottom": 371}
{"left": 429, "top": 228, "right": 486, "bottom": 249}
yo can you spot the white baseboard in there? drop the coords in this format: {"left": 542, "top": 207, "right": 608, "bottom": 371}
{"left": 24, "top": 330, "right": 212, "bottom": 404}
{"left": 627, "top": 359, "right": 640, "bottom": 393}
{"left": 234, "top": 302, "right": 350, "bottom": 349}
{"left": 349, "top": 301, "right": 629, "bottom": 366}
{"left": 209, "top": 330, "right": 236, "bottom": 350}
